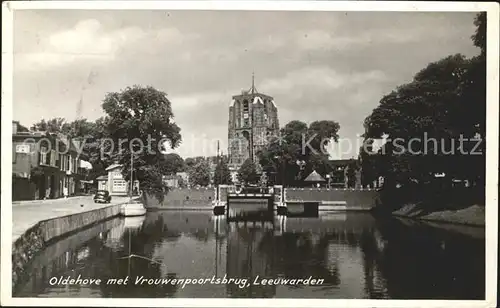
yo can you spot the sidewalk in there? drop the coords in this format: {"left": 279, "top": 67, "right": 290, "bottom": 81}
{"left": 12, "top": 195, "right": 131, "bottom": 242}
{"left": 12, "top": 195, "right": 93, "bottom": 206}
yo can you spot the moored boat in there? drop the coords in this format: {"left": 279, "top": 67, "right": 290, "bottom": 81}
{"left": 120, "top": 201, "right": 146, "bottom": 217}
{"left": 119, "top": 153, "right": 146, "bottom": 217}
{"left": 123, "top": 215, "right": 146, "bottom": 229}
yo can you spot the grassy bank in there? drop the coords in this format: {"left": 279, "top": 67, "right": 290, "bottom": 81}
{"left": 393, "top": 203, "right": 485, "bottom": 227}
{"left": 374, "top": 185, "right": 485, "bottom": 227}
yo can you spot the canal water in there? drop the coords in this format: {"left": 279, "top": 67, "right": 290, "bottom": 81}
{"left": 14, "top": 210, "right": 484, "bottom": 299}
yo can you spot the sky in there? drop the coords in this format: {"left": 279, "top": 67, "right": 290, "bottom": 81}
{"left": 13, "top": 10, "right": 480, "bottom": 159}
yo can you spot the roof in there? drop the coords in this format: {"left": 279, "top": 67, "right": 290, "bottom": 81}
{"left": 253, "top": 96, "right": 264, "bottom": 105}
{"left": 304, "top": 170, "right": 326, "bottom": 182}
{"left": 80, "top": 160, "right": 92, "bottom": 169}
{"left": 96, "top": 175, "right": 108, "bottom": 181}
{"left": 229, "top": 96, "right": 277, "bottom": 108}
{"left": 105, "top": 164, "right": 122, "bottom": 171}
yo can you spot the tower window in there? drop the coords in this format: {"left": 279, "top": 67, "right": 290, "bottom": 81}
{"left": 243, "top": 100, "right": 249, "bottom": 113}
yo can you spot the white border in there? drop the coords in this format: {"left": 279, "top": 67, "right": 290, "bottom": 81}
{"left": 1, "top": 1, "right": 498, "bottom": 307}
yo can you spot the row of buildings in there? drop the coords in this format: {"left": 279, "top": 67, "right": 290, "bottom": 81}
{"left": 12, "top": 121, "right": 141, "bottom": 200}
{"left": 12, "top": 121, "right": 93, "bottom": 200}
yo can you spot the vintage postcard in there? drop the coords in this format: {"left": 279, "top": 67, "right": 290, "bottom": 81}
{"left": 1, "top": 1, "right": 498, "bottom": 307}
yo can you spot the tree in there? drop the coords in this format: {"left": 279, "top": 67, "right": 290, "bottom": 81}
{"left": 159, "top": 153, "right": 185, "bottom": 175}
{"left": 61, "top": 118, "right": 97, "bottom": 139}
{"left": 177, "top": 175, "right": 188, "bottom": 188}
{"left": 237, "top": 158, "right": 259, "bottom": 185}
{"left": 30, "top": 118, "right": 65, "bottom": 133}
{"left": 358, "top": 139, "right": 381, "bottom": 187}
{"left": 213, "top": 158, "right": 232, "bottom": 185}
{"left": 362, "top": 13, "right": 486, "bottom": 189}
{"left": 29, "top": 117, "right": 98, "bottom": 139}
{"left": 308, "top": 120, "right": 341, "bottom": 154}
{"left": 189, "top": 160, "right": 210, "bottom": 187}
{"left": 185, "top": 156, "right": 206, "bottom": 170}
{"left": 27, "top": 117, "right": 110, "bottom": 180}
{"left": 78, "top": 117, "right": 112, "bottom": 180}
{"left": 100, "top": 85, "right": 182, "bottom": 197}
{"left": 364, "top": 55, "right": 473, "bottom": 181}
{"left": 472, "top": 12, "right": 486, "bottom": 55}
{"left": 345, "top": 159, "right": 359, "bottom": 188}
{"left": 258, "top": 120, "right": 340, "bottom": 187}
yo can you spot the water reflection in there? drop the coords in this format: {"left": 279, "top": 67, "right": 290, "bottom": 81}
{"left": 14, "top": 211, "right": 484, "bottom": 299}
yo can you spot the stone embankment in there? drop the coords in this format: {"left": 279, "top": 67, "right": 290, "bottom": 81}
{"left": 12, "top": 197, "right": 129, "bottom": 289}
{"left": 284, "top": 188, "right": 378, "bottom": 210}
{"left": 14, "top": 218, "right": 124, "bottom": 296}
{"left": 143, "top": 187, "right": 378, "bottom": 211}
{"left": 143, "top": 187, "right": 215, "bottom": 209}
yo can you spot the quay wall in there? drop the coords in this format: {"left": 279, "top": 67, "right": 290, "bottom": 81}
{"left": 284, "top": 188, "right": 378, "bottom": 210}
{"left": 12, "top": 204, "right": 122, "bottom": 290}
{"left": 143, "top": 187, "right": 379, "bottom": 210}
{"left": 143, "top": 188, "right": 215, "bottom": 209}
{"left": 14, "top": 217, "right": 123, "bottom": 296}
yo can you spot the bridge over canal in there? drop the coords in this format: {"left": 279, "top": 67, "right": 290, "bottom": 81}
{"left": 213, "top": 185, "right": 378, "bottom": 219}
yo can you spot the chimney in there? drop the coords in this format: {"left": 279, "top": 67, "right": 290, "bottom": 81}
{"left": 12, "top": 121, "right": 18, "bottom": 134}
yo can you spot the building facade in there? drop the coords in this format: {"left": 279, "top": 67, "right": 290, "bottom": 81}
{"left": 12, "top": 121, "right": 87, "bottom": 200}
{"left": 96, "top": 163, "right": 139, "bottom": 196}
{"left": 227, "top": 78, "right": 280, "bottom": 180}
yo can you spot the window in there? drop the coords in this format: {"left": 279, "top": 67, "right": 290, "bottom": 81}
{"left": 243, "top": 100, "right": 249, "bottom": 113}
{"left": 50, "top": 150, "right": 56, "bottom": 166}
{"left": 113, "top": 180, "right": 127, "bottom": 192}
{"left": 40, "top": 147, "right": 48, "bottom": 165}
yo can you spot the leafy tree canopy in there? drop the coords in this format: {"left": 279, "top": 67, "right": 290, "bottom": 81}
{"left": 472, "top": 12, "right": 486, "bottom": 55}
{"left": 30, "top": 118, "right": 65, "bottom": 133}
{"left": 361, "top": 13, "right": 486, "bottom": 186}
{"left": 159, "top": 153, "right": 185, "bottom": 175}
{"left": 100, "top": 85, "right": 182, "bottom": 195}
{"left": 237, "top": 158, "right": 259, "bottom": 185}
{"left": 214, "top": 157, "right": 233, "bottom": 185}
{"left": 189, "top": 160, "right": 211, "bottom": 187}
{"left": 258, "top": 120, "right": 340, "bottom": 186}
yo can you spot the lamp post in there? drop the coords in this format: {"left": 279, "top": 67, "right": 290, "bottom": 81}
{"left": 295, "top": 159, "right": 306, "bottom": 187}
{"left": 274, "top": 155, "right": 285, "bottom": 186}
{"left": 296, "top": 160, "right": 306, "bottom": 177}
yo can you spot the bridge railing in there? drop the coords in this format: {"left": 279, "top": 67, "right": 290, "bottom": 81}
{"left": 273, "top": 185, "right": 284, "bottom": 206}
{"left": 214, "top": 185, "right": 281, "bottom": 206}
{"left": 216, "top": 185, "right": 231, "bottom": 206}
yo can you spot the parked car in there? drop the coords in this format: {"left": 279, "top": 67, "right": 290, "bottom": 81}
{"left": 94, "top": 190, "right": 112, "bottom": 203}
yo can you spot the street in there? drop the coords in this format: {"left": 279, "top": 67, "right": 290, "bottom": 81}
{"left": 12, "top": 195, "right": 131, "bottom": 242}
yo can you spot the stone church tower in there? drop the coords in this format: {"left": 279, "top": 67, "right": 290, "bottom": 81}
{"left": 227, "top": 75, "right": 280, "bottom": 178}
